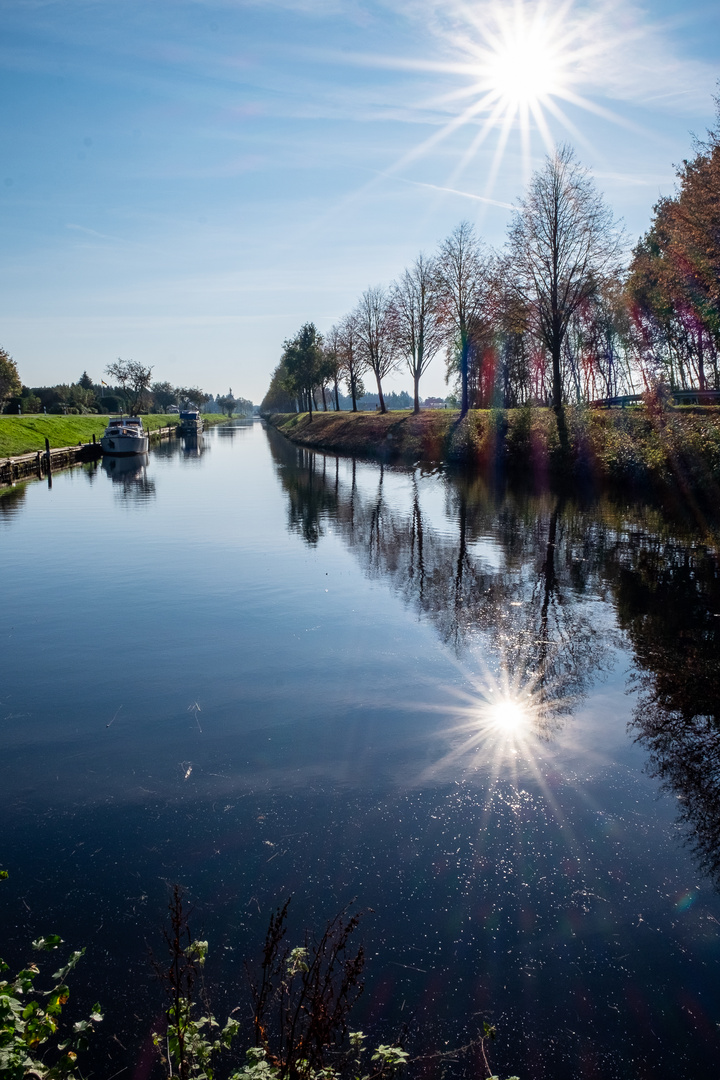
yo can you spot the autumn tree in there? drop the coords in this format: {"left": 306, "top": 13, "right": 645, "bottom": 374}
{"left": 507, "top": 145, "right": 624, "bottom": 410}
{"left": 389, "top": 253, "right": 445, "bottom": 413}
{"left": 354, "top": 287, "right": 396, "bottom": 413}
{"left": 628, "top": 102, "right": 720, "bottom": 392}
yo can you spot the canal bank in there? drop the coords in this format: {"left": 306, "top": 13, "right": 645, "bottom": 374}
{"left": 265, "top": 405, "right": 720, "bottom": 491}
{"left": 0, "top": 413, "right": 229, "bottom": 487}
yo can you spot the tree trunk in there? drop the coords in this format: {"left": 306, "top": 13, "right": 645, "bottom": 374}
{"left": 414, "top": 372, "right": 420, "bottom": 414}
{"left": 334, "top": 376, "right": 340, "bottom": 411}
{"left": 698, "top": 331, "right": 706, "bottom": 391}
{"left": 551, "top": 331, "right": 563, "bottom": 411}
{"left": 375, "top": 372, "right": 386, "bottom": 414}
{"left": 460, "top": 338, "right": 469, "bottom": 416}
{"left": 321, "top": 385, "right": 328, "bottom": 411}
{"left": 350, "top": 373, "right": 358, "bottom": 412}
{"left": 307, "top": 386, "right": 313, "bottom": 420}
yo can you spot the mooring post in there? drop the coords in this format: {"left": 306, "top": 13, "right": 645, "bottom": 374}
{"left": 45, "top": 437, "right": 52, "bottom": 475}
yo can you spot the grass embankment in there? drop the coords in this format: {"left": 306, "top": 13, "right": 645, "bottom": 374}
{"left": 0, "top": 414, "right": 226, "bottom": 458}
{"left": 266, "top": 406, "right": 720, "bottom": 491}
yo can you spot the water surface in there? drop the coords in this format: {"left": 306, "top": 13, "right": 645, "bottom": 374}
{"left": 1, "top": 419, "right": 719, "bottom": 1080}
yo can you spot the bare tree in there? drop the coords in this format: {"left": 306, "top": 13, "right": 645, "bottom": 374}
{"left": 323, "top": 325, "right": 343, "bottom": 410}
{"left": 354, "top": 286, "right": 397, "bottom": 413}
{"left": 507, "top": 145, "right": 624, "bottom": 411}
{"left": 389, "top": 253, "right": 445, "bottom": 413}
{"left": 437, "top": 222, "right": 489, "bottom": 416}
{"left": 337, "top": 314, "right": 365, "bottom": 412}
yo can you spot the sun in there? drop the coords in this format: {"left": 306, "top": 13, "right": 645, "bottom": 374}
{"left": 328, "top": 0, "right": 635, "bottom": 243}
{"left": 480, "top": 19, "right": 567, "bottom": 110}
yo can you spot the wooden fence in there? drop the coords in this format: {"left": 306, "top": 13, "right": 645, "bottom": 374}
{"left": 0, "top": 425, "right": 179, "bottom": 489}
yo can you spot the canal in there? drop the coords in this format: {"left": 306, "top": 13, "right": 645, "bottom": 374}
{"left": 1, "top": 418, "right": 719, "bottom": 1079}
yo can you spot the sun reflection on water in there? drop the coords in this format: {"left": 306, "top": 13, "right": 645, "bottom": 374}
{"left": 413, "top": 667, "right": 555, "bottom": 789}
{"left": 481, "top": 693, "right": 533, "bottom": 736}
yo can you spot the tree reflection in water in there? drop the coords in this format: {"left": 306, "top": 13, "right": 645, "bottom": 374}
{"left": 268, "top": 429, "right": 616, "bottom": 738}
{"left": 617, "top": 538, "right": 720, "bottom": 885}
{"left": 267, "top": 426, "right": 720, "bottom": 887}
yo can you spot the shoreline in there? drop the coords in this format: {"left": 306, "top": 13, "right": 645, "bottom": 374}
{"left": 0, "top": 413, "right": 232, "bottom": 488}
{"left": 0, "top": 412, "right": 230, "bottom": 460}
{"left": 264, "top": 406, "right": 720, "bottom": 494}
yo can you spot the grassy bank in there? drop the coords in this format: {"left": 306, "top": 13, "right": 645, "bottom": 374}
{"left": 266, "top": 406, "right": 720, "bottom": 491}
{"left": 0, "top": 413, "right": 227, "bottom": 457}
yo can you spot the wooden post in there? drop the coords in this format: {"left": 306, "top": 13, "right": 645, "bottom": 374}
{"left": 45, "top": 437, "right": 52, "bottom": 475}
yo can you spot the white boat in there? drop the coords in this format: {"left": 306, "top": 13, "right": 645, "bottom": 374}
{"left": 179, "top": 407, "right": 203, "bottom": 434}
{"left": 100, "top": 416, "right": 149, "bottom": 456}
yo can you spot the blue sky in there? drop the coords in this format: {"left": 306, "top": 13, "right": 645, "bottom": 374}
{"left": 2, "top": 0, "right": 719, "bottom": 403}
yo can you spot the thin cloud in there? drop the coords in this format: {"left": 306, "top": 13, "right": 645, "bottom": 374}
{"left": 385, "top": 174, "right": 515, "bottom": 209}
{"left": 65, "top": 223, "right": 128, "bottom": 243}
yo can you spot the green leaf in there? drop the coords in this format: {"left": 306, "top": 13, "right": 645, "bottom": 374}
{"left": 32, "top": 935, "right": 63, "bottom": 951}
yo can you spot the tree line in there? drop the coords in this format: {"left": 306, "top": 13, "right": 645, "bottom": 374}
{"left": 0, "top": 353, "right": 253, "bottom": 418}
{"left": 263, "top": 99, "right": 720, "bottom": 418}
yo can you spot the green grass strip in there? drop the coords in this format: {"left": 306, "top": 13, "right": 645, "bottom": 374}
{"left": 0, "top": 414, "right": 228, "bottom": 457}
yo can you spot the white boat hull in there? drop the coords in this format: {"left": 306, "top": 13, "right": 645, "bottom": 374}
{"left": 100, "top": 434, "right": 149, "bottom": 456}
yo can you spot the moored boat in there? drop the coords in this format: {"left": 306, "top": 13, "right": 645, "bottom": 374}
{"left": 100, "top": 416, "right": 150, "bottom": 456}
{"left": 179, "top": 407, "right": 204, "bottom": 434}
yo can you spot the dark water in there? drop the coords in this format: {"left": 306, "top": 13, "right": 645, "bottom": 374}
{"left": 1, "top": 420, "right": 720, "bottom": 1080}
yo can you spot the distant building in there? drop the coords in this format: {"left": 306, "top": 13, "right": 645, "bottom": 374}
{"left": 422, "top": 396, "right": 447, "bottom": 409}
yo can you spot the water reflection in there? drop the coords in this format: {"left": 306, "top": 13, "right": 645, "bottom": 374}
{"left": 267, "top": 427, "right": 720, "bottom": 887}
{"left": 619, "top": 542, "right": 720, "bottom": 884}
{"left": 2, "top": 419, "right": 720, "bottom": 1077}
{"left": 268, "top": 432, "right": 615, "bottom": 734}
{"left": 101, "top": 453, "right": 156, "bottom": 502}
{"left": 216, "top": 419, "right": 254, "bottom": 439}
{"left": 181, "top": 434, "right": 205, "bottom": 459}
{"left": 0, "top": 483, "right": 28, "bottom": 521}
